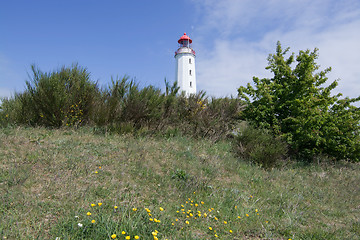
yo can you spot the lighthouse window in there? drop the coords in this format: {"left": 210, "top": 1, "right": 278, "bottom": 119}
{"left": 190, "top": 82, "right": 192, "bottom": 87}
{"left": 189, "top": 58, "right": 192, "bottom": 64}
{"left": 189, "top": 70, "right": 192, "bottom": 75}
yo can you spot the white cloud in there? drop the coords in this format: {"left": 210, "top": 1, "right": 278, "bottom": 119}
{"left": 192, "top": 0, "right": 360, "bottom": 102}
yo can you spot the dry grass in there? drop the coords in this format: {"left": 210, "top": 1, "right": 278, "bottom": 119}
{"left": 0, "top": 127, "right": 359, "bottom": 239}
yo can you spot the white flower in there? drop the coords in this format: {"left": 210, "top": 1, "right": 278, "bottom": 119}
{"left": 75, "top": 216, "right": 79, "bottom": 218}
{"left": 55, "top": 238, "right": 61, "bottom": 240}
{"left": 78, "top": 223, "right": 83, "bottom": 227}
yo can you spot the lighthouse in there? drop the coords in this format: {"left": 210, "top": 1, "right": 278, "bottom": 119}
{"left": 175, "top": 33, "right": 196, "bottom": 96}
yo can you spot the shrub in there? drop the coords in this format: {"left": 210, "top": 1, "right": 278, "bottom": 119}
{"left": 238, "top": 42, "right": 360, "bottom": 162}
{"left": 14, "top": 64, "right": 99, "bottom": 127}
{"left": 232, "top": 123, "right": 288, "bottom": 168}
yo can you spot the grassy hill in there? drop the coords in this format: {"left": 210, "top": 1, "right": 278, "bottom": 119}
{"left": 0, "top": 127, "right": 359, "bottom": 239}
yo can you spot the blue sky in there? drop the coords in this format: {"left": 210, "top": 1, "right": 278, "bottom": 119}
{"left": 1, "top": 0, "right": 360, "bottom": 103}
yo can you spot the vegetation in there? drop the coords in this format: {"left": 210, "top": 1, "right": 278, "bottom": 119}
{"left": 0, "top": 43, "right": 359, "bottom": 239}
{"left": 0, "top": 127, "right": 359, "bottom": 239}
{"left": 238, "top": 42, "right": 360, "bottom": 162}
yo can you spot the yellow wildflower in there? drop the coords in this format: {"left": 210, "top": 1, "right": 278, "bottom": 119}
{"left": 134, "top": 236, "right": 139, "bottom": 239}
{"left": 209, "top": 227, "right": 212, "bottom": 231}
{"left": 111, "top": 234, "right": 117, "bottom": 239}
{"left": 159, "top": 207, "right": 164, "bottom": 211}
{"left": 87, "top": 212, "right": 91, "bottom": 216}
{"left": 98, "top": 203, "right": 102, "bottom": 206}
{"left": 126, "top": 236, "right": 130, "bottom": 240}
{"left": 91, "top": 220, "right": 95, "bottom": 224}
{"left": 122, "top": 231, "right": 126, "bottom": 235}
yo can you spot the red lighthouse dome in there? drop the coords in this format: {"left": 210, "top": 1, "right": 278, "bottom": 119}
{"left": 178, "top": 32, "right": 192, "bottom": 44}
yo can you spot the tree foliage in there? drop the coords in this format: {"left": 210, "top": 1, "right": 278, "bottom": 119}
{"left": 238, "top": 42, "right": 360, "bottom": 161}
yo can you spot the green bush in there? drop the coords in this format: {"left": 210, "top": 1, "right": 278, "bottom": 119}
{"left": 232, "top": 123, "right": 288, "bottom": 168}
{"left": 238, "top": 42, "right": 360, "bottom": 162}
{"left": 12, "top": 64, "right": 99, "bottom": 127}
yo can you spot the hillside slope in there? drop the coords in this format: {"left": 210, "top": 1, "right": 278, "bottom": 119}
{"left": 0, "top": 128, "right": 359, "bottom": 239}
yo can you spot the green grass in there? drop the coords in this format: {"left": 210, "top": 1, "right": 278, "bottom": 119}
{"left": 0, "top": 127, "right": 359, "bottom": 239}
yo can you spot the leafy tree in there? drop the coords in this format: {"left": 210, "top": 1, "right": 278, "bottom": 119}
{"left": 238, "top": 42, "right": 360, "bottom": 161}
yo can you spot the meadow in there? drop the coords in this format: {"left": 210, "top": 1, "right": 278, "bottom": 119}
{"left": 0, "top": 127, "right": 359, "bottom": 239}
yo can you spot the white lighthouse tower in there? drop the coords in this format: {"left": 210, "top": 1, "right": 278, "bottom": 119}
{"left": 175, "top": 33, "right": 196, "bottom": 96}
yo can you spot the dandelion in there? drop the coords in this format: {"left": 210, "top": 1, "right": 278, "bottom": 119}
{"left": 99, "top": 166, "right": 102, "bottom": 169}
{"left": 237, "top": 216, "right": 241, "bottom": 219}
{"left": 87, "top": 212, "right": 91, "bottom": 216}
{"left": 214, "top": 217, "right": 218, "bottom": 221}
{"left": 246, "top": 214, "right": 249, "bottom": 217}
{"left": 172, "top": 223, "right": 174, "bottom": 226}
{"left": 255, "top": 209, "right": 258, "bottom": 212}
{"left": 122, "top": 231, "right": 126, "bottom": 235}
{"left": 125, "top": 236, "right": 130, "bottom": 240}
{"left": 98, "top": 203, "right": 102, "bottom": 206}
{"left": 203, "top": 213, "right": 207, "bottom": 217}
{"left": 91, "top": 204, "right": 96, "bottom": 207}
{"left": 133, "top": 208, "right": 137, "bottom": 211}
{"left": 235, "top": 205, "right": 237, "bottom": 209}
{"left": 223, "top": 221, "right": 227, "bottom": 224}
{"left": 201, "top": 201, "right": 204, "bottom": 204}
{"left": 152, "top": 232, "right": 157, "bottom": 236}
{"left": 95, "top": 171, "right": 98, "bottom": 174}
{"left": 149, "top": 218, "right": 153, "bottom": 221}
{"left": 209, "top": 227, "right": 212, "bottom": 231}
{"left": 91, "top": 220, "right": 95, "bottom": 224}
{"left": 175, "top": 218, "right": 178, "bottom": 221}
{"left": 229, "top": 230, "right": 233, "bottom": 233}
{"left": 134, "top": 236, "right": 139, "bottom": 239}
{"left": 215, "top": 234, "right": 218, "bottom": 238}
{"left": 114, "top": 206, "right": 118, "bottom": 209}
{"left": 185, "top": 220, "right": 189, "bottom": 225}
{"left": 78, "top": 223, "right": 83, "bottom": 227}
{"left": 195, "top": 203, "right": 198, "bottom": 207}
{"left": 111, "top": 234, "right": 117, "bottom": 239}
{"left": 145, "top": 208, "right": 151, "bottom": 213}
{"left": 159, "top": 207, "right": 164, "bottom": 211}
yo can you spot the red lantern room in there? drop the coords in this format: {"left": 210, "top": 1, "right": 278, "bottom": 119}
{"left": 178, "top": 33, "right": 192, "bottom": 48}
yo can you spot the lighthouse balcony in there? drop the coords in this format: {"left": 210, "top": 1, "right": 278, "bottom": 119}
{"left": 175, "top": 47, "right": 196, "bottom": 56}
